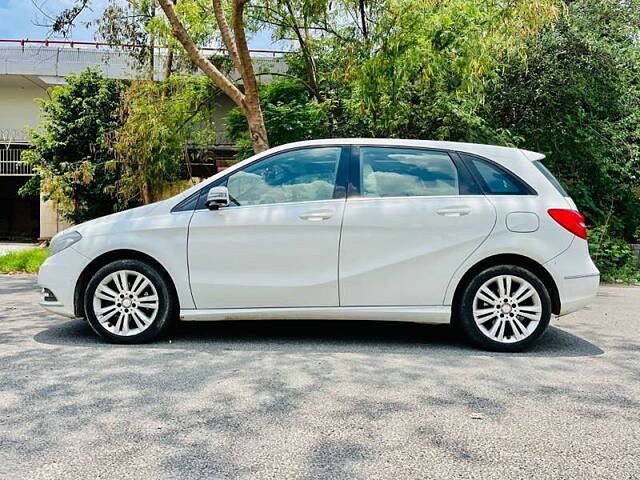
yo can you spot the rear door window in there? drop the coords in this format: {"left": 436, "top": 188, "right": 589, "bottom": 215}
{"left": 360, "top": 147, "right": 459, "bottom": 198}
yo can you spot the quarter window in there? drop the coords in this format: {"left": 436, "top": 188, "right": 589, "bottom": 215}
{"left": 360, "top": 147, "right": 459, "bottom": 198}
{"left": 462, "top": 154, "right": 534, "bottom": 195}
{"left": 226, "top": 147, "right": 342, "bottom": 207}
{"left": 533, "top": 160, "right": 569, "bottom": 197}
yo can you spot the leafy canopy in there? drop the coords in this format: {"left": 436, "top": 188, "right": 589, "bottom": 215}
{"left": 20, "top": 69, "right": 125, "bottom": 224}
{"left": 109, "top": 75, "right": 219, "bottom": 204}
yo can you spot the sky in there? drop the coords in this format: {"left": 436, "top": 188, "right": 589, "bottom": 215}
{"left": 0, "top": 0, "right": 283, "bottom": 49}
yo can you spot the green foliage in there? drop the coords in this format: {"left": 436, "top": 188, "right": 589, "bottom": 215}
{"left": 93, "top": 0, "right": 157, "bottom": 73}
{"left": 486, "top": 0, "right": 640, "bottom": 242}
{"left": 0, "top": 249, "right": 49, "bottom": 274}
{"left": 227, "top": 79, "right": 329, "bottom": 160}
{"left": 589, "top": 226, "right": 640, "bottom": 283}
{"left": 20, "top": 69, "right": 126, "bottom": 224}
{"left": 110, "top": 75, "right": 218, "bottom": 204}
{"left": 301, "top": 0, "right": 559, "bottom": 140}
{"left": 260, "top": 0, "right": 640, "bottom": 277}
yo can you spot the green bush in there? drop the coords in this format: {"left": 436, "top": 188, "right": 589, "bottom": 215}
{"left": 589, "top": 227, "right": 640, "bottom": 283}
{"left": 20, "top": 70, "right": 126, "bottom": 224}
{"left": 0, "top": 249, "right": 49, "bottom": 274}
{"left": 227, "top": 79, "right": 330, "bottom": 161}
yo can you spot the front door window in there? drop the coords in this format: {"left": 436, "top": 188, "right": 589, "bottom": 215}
{"left": 226, "top": 147, "right": 342, "bottom": 207}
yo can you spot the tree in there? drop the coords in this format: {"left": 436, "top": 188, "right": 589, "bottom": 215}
{"left": 47, "top": 0, "right": 271, "bottom": 153}
{"left": 331, "top": 0, "right": 560, "bottom": 140}
{"left": 109, "top": 75, "right": 218, "bottom": 205}
{"left": 249, "top": 0, "right": 386, "bottom": 105}
{"left": 249, "top": 0, "right": 329, "bottom": 103}
{"left": 250, "top": 0, "right": 559, "bottom": 142}
{"left": 20, "top": 70, "right": 126, "bottom": 224}
{"left": 156, "top": 0, "right": 269, "bottom": 153}
{"left": 486, "top": 0, "right": 640, "bottom": 242}
{"left": 227, "top": 78, "right": 329, "bottom": 159}
{"left": 92, "top": 0, "right": 159, "bottom": 79}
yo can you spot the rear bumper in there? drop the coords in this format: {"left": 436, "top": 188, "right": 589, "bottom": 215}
{"left": 37, "top": 246, "right": 89, "bottom": 318}
{"left": 556, "top": 273, "right": 600, "bottom": 315}
{"left": 544, "top": 238, "right": 599, "bottom": 316}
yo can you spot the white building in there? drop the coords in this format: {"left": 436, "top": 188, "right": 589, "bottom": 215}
{"left": 0, "top": 40, "right": 285, "bottom": 240}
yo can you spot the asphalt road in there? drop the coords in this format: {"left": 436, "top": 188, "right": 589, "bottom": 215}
{"left": 0, "top": 275, "right": 639, "bottom": 480}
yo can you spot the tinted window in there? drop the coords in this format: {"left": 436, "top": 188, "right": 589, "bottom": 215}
{"left": 226, "top": 147, "right": 342, "bottom": 207}
{"left": 360, "top": 147, "right": 459, "bottom": 198}
{"left": 533, "top": 160, "right": 569, "bottom": 197}
{"left": 462, "top": 154, "right": 533, "bottom": 195}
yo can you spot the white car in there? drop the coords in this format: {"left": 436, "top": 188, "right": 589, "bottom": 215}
{"left": 38, "top": 139, "right": 599, "bottom": 351}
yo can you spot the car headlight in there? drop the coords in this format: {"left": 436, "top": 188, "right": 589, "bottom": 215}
{"left": 48, "top": 231, "right": 82, "bottom": 257}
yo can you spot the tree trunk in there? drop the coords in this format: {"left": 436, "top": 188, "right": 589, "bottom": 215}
{"left": 164, "top": 44, "right": 174, "bottom": 80}
{"left": 141, "top": 179, "right": 152, "bottom": 204}
{"left": 148, "top": 41, "right": 155, "bottom": 80}
{"left": 284, "top": 0, "right": 323, "bottom": 103}
{"left": 163, "top": 0, "right": 176, "bottom": 80}
{"left": 245, "top": 104, "right": 269, "bottom": 153}
{"left": 156, "top": 0, "right": 270, "bottom": 154}
{"left": 148, "top": 4, "right": 156, "bottom": 80}
{"left": 359, "top": 0, "right": 368, "bottom": 41}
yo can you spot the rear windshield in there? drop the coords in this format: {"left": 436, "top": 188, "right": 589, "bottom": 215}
{"left": 533, "top": 161, "right": 569, "bottom": 197}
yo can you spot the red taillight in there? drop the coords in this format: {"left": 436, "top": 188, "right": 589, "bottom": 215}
{"left": 548, "top": 209, "right": 587, "bottom": 239}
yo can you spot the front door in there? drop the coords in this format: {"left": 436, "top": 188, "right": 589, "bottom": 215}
{"left": 188, "top": 146, "right": 348, "bottom": 309}
{"left": 339, "top": 146, "right": 496, "bottom": 306}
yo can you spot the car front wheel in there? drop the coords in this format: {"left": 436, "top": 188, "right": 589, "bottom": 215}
{"left": 457, "top": 265, "right": 552, "bottom": 352}
{"left": 84, "top": 259, "right": 175, "bottom": 343}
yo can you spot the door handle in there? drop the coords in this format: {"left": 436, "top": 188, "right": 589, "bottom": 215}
{"left": 436, "top": 207, "right": 471, "bottom": 217}
{"left": 299, "top": 210, "right": 333, "bottom": 221}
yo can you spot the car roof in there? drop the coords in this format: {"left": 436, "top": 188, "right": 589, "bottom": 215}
{"left": 265, "top": 138, "right": 545, "bottom": 163}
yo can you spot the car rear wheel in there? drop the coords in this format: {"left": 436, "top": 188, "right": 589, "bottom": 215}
{"left": 84, "top": 259, "right": 175, "bottom": 343}
{"left": 457, "top": 265, "right": 552, "bottom": 352}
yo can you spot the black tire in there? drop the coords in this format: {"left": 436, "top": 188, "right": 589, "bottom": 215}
{"left": 84, "top": 259, "right": 176, "bottom": 344}
{"left": 457, "top": 265, "right": 552, "bottom": 352}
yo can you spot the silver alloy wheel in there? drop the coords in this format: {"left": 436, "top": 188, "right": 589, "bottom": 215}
{"left": 472, "top": 274, "right": 542, "bottom": 344}
{"left": 92, "top": 270, "right": 159, "bottom": 336}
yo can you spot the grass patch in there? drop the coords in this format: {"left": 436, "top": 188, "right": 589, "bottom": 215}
{"left": 0, "top": 248, "right": 49, "bottom": 273}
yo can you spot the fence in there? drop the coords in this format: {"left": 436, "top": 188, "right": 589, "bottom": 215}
{"left": 0, "top": 40, "right": 288, "bottom": 81}
{"left": 0, "top": 149, "right": 32, "bottom": 176}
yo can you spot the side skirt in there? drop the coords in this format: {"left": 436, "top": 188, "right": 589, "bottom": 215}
{"left": 179, "top": 306, "right": 451, "bottom": 324}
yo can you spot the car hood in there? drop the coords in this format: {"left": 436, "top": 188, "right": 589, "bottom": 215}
{"left": 58, "top": 200, "right": 168, "bottom": 238}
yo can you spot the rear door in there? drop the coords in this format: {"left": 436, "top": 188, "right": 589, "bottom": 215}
{"left": 338, "top": 146, "right": 496, "bottom": 306}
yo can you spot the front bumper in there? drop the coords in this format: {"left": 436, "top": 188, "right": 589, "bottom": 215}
{"left": 37, "top": 246, "right": 90, "bottom": 318}
{"left": 544, "top": 237, "right": 600, "bottom": 316}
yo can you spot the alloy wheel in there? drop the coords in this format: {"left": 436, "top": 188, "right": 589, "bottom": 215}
{"left": 92, "top": 270, "right": 160, "bottom": 336}
{"left": 472, "top": 274, "right": 542, "bottom": 344}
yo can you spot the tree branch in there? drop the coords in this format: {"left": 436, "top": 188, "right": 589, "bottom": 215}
{"left": 156, "top": 0, "right": 245, "bottom": 107}
{"left": 231, "top": 0, "right": 260, "bottom": 103}
{"left": 212, "top": 0, "right": 243, "bottom": 75}
{"left": 283, "top": 0, "right": 323, "bottom": 102}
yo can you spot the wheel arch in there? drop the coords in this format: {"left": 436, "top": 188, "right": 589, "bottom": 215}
{"left": 74, "top": 249, "right": 179, "bottom": 318}
{"left": 450, "top": 254, "right": 561, "bottom": 318}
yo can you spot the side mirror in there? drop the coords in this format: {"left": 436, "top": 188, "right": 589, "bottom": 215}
{"left": 205, "top": 186, "right": 230, "bottom": 210}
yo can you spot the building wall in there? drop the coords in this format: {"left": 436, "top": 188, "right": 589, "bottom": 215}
{"left": 0, "top": 76, "right": 48, "bottom": 143}
{"left": 39, "top": 196, "right": 72, "bottom": 239}
{"left": 0, "top": 76, "right": 63, "bottom": 240}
